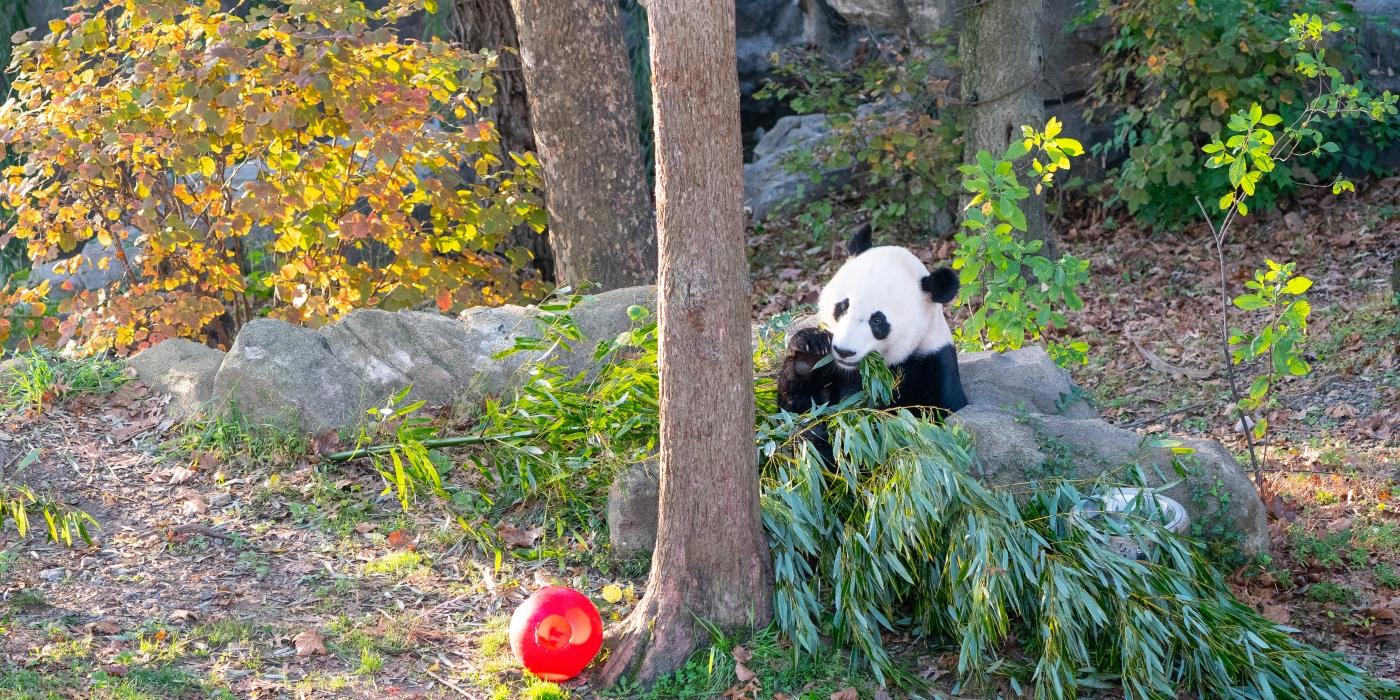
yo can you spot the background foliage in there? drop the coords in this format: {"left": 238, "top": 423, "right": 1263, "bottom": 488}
{"left": 1083, "top": 0, "right": 1400, "bottom": 226}
{"left": 755, "top": 35, "right": 964, "bottom": 239}
{"left": 0, "top": 0, "right": 543, "bottom": 354}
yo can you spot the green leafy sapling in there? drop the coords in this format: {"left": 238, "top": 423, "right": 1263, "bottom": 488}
{"left": 1229, "top": 260, "right": 1313, "bottom": 441}
{"left": 1196, "top": 14, "right": 1395, "bottom": 481}
{"left": 954, "top": 117, "right": 1091, "bottom": 366}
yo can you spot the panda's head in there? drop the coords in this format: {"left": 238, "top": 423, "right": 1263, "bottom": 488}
{"left": 817, "top": 224, "right": 959, "bottom": 371}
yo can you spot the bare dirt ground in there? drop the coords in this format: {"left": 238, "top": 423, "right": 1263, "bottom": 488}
{"left": 0, "top": 181, "right": 1396, "bottom": 698}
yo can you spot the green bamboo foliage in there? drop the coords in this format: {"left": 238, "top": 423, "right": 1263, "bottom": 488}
{"left": 758, "top": 381, "right": 1391, "bottom": 697}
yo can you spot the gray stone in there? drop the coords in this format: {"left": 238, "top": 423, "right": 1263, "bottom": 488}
{"left": 39, "top": 567, "right": 65, "bottom": 583}
{"left": 1358, "top": 1, "right": 1400, "bottom": 94}
{"left": 825, "top": 0, "right": 945, "bottom": 36}
{"left": 959, "top": 346, "right": 1096, "bottom": 419}
{"left": 606, "top": 458, "right": 659, "bottom": 561}
{"left": 128, "top": 339, "right": 225, "bottom": 421}
{"left": 744, "top": 114, "right": 850, "bottom": 222}
{"left": 211, "top": 319, "right": 367, "bottom": 433}
{"left": 207, "top": 286, "right": 658, "bottom": 432}
{"left": 320, "top": 309, "right": 486, "bottom": 408}
{"left": 952, "top": 404, "right": 1268, "bottom": 553}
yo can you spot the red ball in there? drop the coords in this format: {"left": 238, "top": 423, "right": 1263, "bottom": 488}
{"left": 509, "top": 586, "right": 604, "bottom": 681}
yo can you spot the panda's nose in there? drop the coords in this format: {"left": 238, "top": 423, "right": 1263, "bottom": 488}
{"left": 833, "top": 345, "right": 856, "bottom": 359}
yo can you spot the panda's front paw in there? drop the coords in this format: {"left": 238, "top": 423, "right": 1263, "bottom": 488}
{"left": 787, "top": 328, "right": 833, "bottom": 376}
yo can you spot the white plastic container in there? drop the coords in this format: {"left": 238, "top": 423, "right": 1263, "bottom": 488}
{"left": 1070, "top": 487, "right": 1189, "bottom": 559}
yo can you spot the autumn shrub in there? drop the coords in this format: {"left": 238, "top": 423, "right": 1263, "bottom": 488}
{"left": 0, "top": 0, "right": 543, "bottom": 354}
{"left": 1082, "top": 0, "right": 1400, "bottom": 226}
{"left": 755, "top": 35, "right": 964, "bottom": 239}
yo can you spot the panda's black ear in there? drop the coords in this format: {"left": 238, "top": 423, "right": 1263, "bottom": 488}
{"left": 921, "top": 266, "right": 959, "bottom": 304}
{"left": 846, "top": 223, "right": 872, "bottom": 256}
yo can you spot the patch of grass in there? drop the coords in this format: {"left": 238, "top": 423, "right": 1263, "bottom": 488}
{"left": 1307, "top": 581, "right": 1358, "bottom": 605}
{"left": 9, "top": 588, "right": 46, "bottom": 612}
{"left": 32, "top": 636, "right": 93, "bottom": 665}
{"left": 1358, "top": 521, "right": 1400, "bottom": 556}
{"left": 353, "top": 646, "right": 384, "bottom": 676}
{"left": 360, "top": 550, "right": 429, "bottom": 578}
{"left": 522, "top": 680, "right": 569, "bottom": 700}
{"left": 165, "top": 403, "right": 307, "bottom": 473}
{"left": 0, "top": 668, "right": 65, "bottom": 698}
{"left": 610, "top": 624, "right": 875, "bottom": 700}
{"left": 1375, "top": 563, "right": 1400, "bottom": 589}
{"left": 195, "top": 619, "right": 257, "bottom": 648}
{"left": 1289, "top": 526, "right": 1352, "bottom": 569}
{"left": 0, "top": 351, "right": 128, "bottom": 414}
{"left": 326, "top": 613, "right": 412, "bottom": 669}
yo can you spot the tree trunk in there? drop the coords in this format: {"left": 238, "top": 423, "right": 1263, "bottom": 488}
{"left": 960, "top": 0, "right": 1057, "bottom": 256}
{"left": 446, "top": 0, "right": 555, "bottom": 280}
{"left": 597, "top": 0, "right": 772, "bottom": 688}
{"left": 510, "top": 0, "right": 656, "bottom": 290}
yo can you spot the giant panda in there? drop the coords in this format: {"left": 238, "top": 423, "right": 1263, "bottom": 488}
{"left": 778, "top": 224, "right": 968, "bottom": 418}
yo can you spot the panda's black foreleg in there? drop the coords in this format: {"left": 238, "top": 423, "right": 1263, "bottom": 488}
{"left": 778, "top": 327, "right": 843, "bottom": 465}
{"left": 777, "top": 327, "right": 837, "bottom": 414}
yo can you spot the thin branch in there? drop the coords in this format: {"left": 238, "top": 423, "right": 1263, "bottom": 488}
{"left": 1195, "top": 196, "right": 1261, "bottom": 488}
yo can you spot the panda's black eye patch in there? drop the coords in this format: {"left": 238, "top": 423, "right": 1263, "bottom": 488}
{"left": 869, "top": 311, "right": 889, "bottom": 340}
{"left": 833, "top": 299, "right": 849, "bottom": 320}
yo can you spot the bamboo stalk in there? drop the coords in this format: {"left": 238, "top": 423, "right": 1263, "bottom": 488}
{"left": 321, "top": 429, "right": 538, "bottom": 462}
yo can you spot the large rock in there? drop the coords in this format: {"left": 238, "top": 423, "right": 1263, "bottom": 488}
{"left": 959, "top": 346, "right": 1096, "bottom": 419}
{"left": 128, "top": 339, "right": 225, "bottom": 420}
{"left": 952, "top": 405, "right": 1269, "bottom": 553}
{"left": 211, "top": 319, "right": 367, "bottom": 433}
{"left": 744, "top": 114, "right": 850, "bottom": 222}
{"left": 319, "top": 309, "right": 487, "bottom": 408}
{"left": 607, "top": 458, "right": 660, "bottom": 561}
{"left": 206, "top": 286, "right": 657, "bottom": 431}
{"left": 1358, "top": 1, "right": 1400, "bottom": 94}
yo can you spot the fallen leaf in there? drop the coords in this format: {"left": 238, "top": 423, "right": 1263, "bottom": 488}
{"left": 168, "top": 466, "right": 196, "bottom": 485}
{"left": 386, "top": 529, "right": 415, "bottom": 551}
{"left": 731, "top": 644, "right": 752, "bottom": 664}
{"left": 601, "top": 584, "right": 624, "bottom": 605}
{"left": 354, "top": 522, "right": 378, "bottom": 534}
{"left": 1326, "top": 403, "right": 1359, "bottom": 419}
{"left": 294, "top": 628, "right": 326, "bottom": 657}
{"left": 830, "top": 689, "right": 859, "bottom": 700}
{"left": 734, "top": 661, "right": 755, "bottom": 683}
{"left": 310, "top": 430, "right": 343, "bottom": 456}
{"left": 1260, "top": 603, "right": 1290, "bottom": 625}
{"left": 88, "top": 620, "right": 121, "bottom": 635}
{"left": 496, "top": 522, "right": 543, "bottom": 549}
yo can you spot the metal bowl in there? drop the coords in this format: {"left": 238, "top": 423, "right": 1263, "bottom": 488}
{"left": 1070, "top": 487, "right": 1189, "bottom": 559}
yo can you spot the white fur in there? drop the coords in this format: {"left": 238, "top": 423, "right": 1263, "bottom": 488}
{"left": 818, "top": 246, "right": 953, "bottom": 369}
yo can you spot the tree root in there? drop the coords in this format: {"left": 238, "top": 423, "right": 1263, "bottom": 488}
{"left": 595, "top": 582, "right": 703, "bottom": 688}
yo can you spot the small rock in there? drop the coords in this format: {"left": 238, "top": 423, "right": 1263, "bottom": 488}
{"left": 606, "top": 458, "right": 660, "bottom": 561}
{"left": 39, "top": 568, "right": 66, "bottom": 583}
{"left": 1283, "top": 211, "right": 1305, "bottom": 233}
{"left": 129, "top": 339, "right": 226, "bottom": 421}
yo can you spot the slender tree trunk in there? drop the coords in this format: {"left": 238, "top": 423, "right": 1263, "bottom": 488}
{"left": 510, "top": 0, "right": 656, "bottom": 290}
{"left": 597, "top": 0, "right": 771, "bottom": 687}
{"left": 446, "top": 0, "right": 555, "bottom": 280}
{"left": 960, "top": 0, "right": 1057, "bottom": 256}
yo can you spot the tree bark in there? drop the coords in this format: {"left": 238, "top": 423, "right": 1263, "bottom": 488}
{"left": 597, "top": 0, "right": 772, "bottom": 688}
{"left": 446, "top": 0, "right": 555, "bottom": 280}
{"left": 509, "top": 0, "right": 656, "bottom": 290}
{"left": 960, "top": 0, "right": 1057, "bottom": 256}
